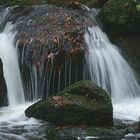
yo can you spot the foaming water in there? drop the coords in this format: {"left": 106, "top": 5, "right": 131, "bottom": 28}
{"left": 113, "top": 99, "right": 140, "bottom": 122}
{"left": 0, "top": 23, "right": 25, "bottom": 106}
{"left": 0, "top": 103, "right": 36, "bottom": 126}
{"left": 85, "top": 26, "right": 140, "bottom": 121}
{"left": 0, "top": 102, "right": 47, "bottom": 140}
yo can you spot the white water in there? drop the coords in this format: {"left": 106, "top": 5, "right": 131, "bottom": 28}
{"left": 113, "top": 99, "right": 140, "bottom": 122}
{"left": 0, "top": 103, "right": 46, "bottom": 140}
{"left": 85, "top": 26, "right": 140, "bottom": 121}
{"left": 0, "top": 23, "right": 25, "bottom": 107}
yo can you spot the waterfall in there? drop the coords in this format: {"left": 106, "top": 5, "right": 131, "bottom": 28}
{"left": 0, "top": 15, "right": 44, "bottom": 139}
{"left": 85, "top": 26, "right": 140, "bottom": 103}
{"left": 0, "top": 23, "right": 25, "bottom": 106}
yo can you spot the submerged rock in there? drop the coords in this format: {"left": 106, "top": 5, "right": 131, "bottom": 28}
{"left": 25, "top": 80, "right": 113, "bottom": 126}
{"left": 46, "top": 126, "right": 125, "bottom": 140}
{"left": 45, "top": 123, "right": 125, "bottom": 140}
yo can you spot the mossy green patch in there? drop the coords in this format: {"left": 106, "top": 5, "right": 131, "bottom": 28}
{"left": 136, "top": 4, "right": 140, "bottom": 11}
{"left": 100, "top": 0, "right": 140, "bottom": 35}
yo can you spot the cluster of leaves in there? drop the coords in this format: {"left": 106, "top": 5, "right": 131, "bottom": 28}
{"left": 0, "top": 0, "right": 42, "bottom": 5}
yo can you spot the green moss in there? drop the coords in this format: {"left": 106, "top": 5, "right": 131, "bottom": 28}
{"left": 58, "top": 80, "right": 110, "bottom": 103}
{"left": 100, "top": 0, "right": 140, "bottom": 35}
{"left": 101, "top": 0, "right": 133, "bottom": 24}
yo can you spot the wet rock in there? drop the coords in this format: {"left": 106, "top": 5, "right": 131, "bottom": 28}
{"left": 45, "top": 124, "right": 124, "bottom": 140}
{"left": 114, "top": 36, "right": 140, "bottom": 81}
{"left": 25, "top": 80, "right": 113, "bottom": 126}
{"left": 8, "top": 4, "right": 94, "bottom": 99}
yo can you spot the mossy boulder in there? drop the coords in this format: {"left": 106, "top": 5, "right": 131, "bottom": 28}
{"left": 100, "top": 0, "right": 140, "bottom": 35}
{"left": 25, "top": 80, "right": 113, "bottom": 126}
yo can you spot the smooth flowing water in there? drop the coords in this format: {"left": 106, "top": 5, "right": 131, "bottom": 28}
{"left": 0, "top": 23, "right": 25, "bottom": 107}
{"left": 0, "top": 102, "right": 46, "bottom": 140}
{"left": 85, "top": 26, "right": 140, "bottom": 121}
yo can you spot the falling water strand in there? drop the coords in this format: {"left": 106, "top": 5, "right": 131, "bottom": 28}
{"left": 65, "top": 59, "right": 68, "bottom": 87}
{"left": 48, "top": 70, "right": 51, "bottom": 95}
{"left": 75, "top": 61, "right": 77, "bottom": 82}
{"left": 48, "top": 66, "right": 53, "bottom": 95}
{"left": 69, "top": 59, "right": 72, "bottom": 86}
{"left": 52, "top": 69, "right": 56, "bottom": 93}
{"left": 0, "top": 23, "right": 25, "bottom": 106}
{"left": 85, "top": 26, "right": 140, "bottom": 103}
{"left": 41, "top": 70, "right": 46, "bottom": 99}
{"left": 33, "top": 66, "right": 38, "bottom": 100}
{"left": 83, "top": 59, "right": 86, "bottom": 80}
{"left": 58, "top": 66, "right": 62, "bottom": 92}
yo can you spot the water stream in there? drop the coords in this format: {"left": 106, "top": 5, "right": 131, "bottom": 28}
{"left": 85, "top": 26, "right": 140, "bottom": 121}
{"left": 0, "top": 23, "right": 25, "bottom": 107}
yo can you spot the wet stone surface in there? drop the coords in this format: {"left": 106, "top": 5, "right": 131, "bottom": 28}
{"left": 14, "top": 4, "right": 94, "bottom": 66}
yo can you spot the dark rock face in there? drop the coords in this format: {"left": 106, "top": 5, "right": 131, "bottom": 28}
{"left": 0, "top": 59, "right": 7, "bottom": 107}
{"left": 114, "top": 36, "right": 140, "bottom": 74}
{"left": 25, "top": 80, "right": 113, "bottom": 126}
{"left": 100, "top": 0, "right": 140, "bottom": 35}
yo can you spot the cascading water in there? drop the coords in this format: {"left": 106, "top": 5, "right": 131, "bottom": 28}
{"left": 0, "top": 9, "right": 46, "bottom": 139}
{"left": 85, "top": 26, "right": 140, "bottom": 121}
{"left": 0, "top": 23, "right": 25, "bottom": 106}
{"left": 85, "top": 26, "right": 140, "bottom": 103}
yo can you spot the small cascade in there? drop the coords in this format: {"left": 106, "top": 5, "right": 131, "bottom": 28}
{"left": 20, "top": 45, "right": 85, "bottom": 100}
{"left": 0, "top": 23, "right": 25, "bottom": 106}
{"left": 85, "top": 26, "right": 140, "bottom": 103}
